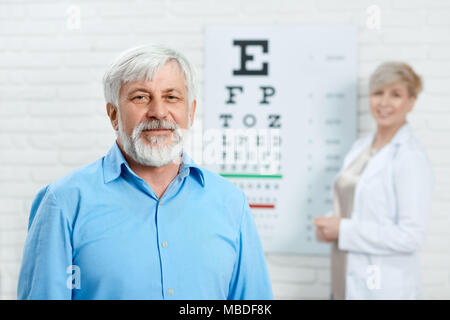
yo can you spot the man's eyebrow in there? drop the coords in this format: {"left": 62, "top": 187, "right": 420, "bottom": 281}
{"left": 162, "top": 88, "right": 182, "bottom": 94}
{"left": 128, "top": 88, "right": 151, "bottom": 95}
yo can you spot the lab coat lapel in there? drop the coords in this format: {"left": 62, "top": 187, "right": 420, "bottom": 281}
{"left": 359, "top": 123, "right": 412, "bottom": 183}
{"left": 359, "top": 145, "right": 392, "bottom": 182}
{"left": 341, "top": 134, "right": 374, "bottom": 171}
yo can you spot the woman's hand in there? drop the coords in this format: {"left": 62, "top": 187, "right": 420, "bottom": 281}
{"left": 314, "top": 224, "right": 330, "bottom": 242}
{"left": 313, "top": 217, "right": 341, "bottom": 242}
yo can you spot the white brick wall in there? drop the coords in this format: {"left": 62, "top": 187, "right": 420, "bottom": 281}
{"left": 0, "top": 0, "right": 449, "bottom": 300}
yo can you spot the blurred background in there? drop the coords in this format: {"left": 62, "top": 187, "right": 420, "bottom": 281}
{"left": 0, "top": 0, "right": 449, "bottom": 299}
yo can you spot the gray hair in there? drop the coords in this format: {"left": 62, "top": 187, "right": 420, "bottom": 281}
{"left": 369, "top": 61, "right": 423, "bottom": 98}
{"left": 103, "top": 44, "right": 197, "bottom": 108}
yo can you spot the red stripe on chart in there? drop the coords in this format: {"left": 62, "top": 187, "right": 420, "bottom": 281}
{"left": 249, "top": 204, "right": 275, "bottom": 209}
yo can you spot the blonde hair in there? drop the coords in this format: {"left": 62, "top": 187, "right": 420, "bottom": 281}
{"left": 369, "top": 62, "right": 423, "bottom": 97}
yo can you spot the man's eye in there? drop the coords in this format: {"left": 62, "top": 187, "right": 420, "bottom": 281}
{"left": 133, "top": 95, "right": 149, "bottom": 103}
{"left": 167, "top": 95, "right": 179, "bottom": 101}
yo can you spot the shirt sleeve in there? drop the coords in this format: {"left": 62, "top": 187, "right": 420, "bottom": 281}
{"left": 338, "top": 150, "right": 434, "bottom": 255}
{"left": 17, "top": 186, "right": 73, "bottom": 300}
{"left": 227, "top": 192, "right": 273, "bottom": 300}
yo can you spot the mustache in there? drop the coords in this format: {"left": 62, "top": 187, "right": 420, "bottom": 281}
{"left": 136, "top": 119, "right": 178, "bottom": 132}
{"left": 131, "top": 119, "right": 183, "bottom": 144}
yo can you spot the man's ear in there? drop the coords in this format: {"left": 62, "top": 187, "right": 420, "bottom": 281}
{"left": 189, "top": 100, "right": 197, "bottom": 127}
{"left": 106, "top": 103, "right": 119, "bottom": 131}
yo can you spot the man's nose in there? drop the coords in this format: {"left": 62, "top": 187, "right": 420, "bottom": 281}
{"left": 146, "top": 97, "right": 168, "bottom": 119}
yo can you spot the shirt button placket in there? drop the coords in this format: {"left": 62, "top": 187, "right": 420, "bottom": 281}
{"left": 161, "top": 238, "right": 170, "bottom": 297}
{"left": 158, "top": 199, "right": 172, "bottom": 299}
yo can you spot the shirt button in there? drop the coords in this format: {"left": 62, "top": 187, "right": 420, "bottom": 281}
{"left": 168, "top": 288, "right": 174, "bottom": 295}
{"left": 162, "top": 241, "right": 168, "bottom": 248}
{"left": 159, "top": 201, "right": 163, "bottom": 206}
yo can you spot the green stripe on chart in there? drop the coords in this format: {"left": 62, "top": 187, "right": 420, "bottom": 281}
{"left": 220, "top": 173, "right": 283, "bottom": 179}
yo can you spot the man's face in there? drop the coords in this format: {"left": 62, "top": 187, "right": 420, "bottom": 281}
{"left": 108, "top": 60, "right": 196, "bottom": 167}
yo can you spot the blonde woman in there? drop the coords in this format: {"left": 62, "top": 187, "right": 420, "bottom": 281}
{"left": 314, "top": 62, "right": 434, "bottom": 300}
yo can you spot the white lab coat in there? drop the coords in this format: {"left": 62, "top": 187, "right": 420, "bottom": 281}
{"left": 335, "top": 123, "right": 434, "bottom": 299}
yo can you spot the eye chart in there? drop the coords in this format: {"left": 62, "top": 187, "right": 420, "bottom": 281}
{"left": 203, "top": 25, "right": 357, "bottom": 254}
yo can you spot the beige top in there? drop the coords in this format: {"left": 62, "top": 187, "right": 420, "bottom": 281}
{"left": 331, "top": 146, "right": 377, "bottom": 300}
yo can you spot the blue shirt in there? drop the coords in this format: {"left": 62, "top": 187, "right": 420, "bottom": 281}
{"left": 17, "top": 142, "right": 273, "bottom": 300}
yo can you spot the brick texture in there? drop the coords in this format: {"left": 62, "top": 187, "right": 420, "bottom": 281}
{"left": 0, "top": 0, "right": 449, "bottom": 300}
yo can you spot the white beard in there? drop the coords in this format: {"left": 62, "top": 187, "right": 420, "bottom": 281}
{"left": 117, "top": 116, "right": 186, "bottom": 167}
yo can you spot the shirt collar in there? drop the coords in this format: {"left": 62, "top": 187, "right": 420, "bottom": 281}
{"left": 390, "top": 122, "right": 412, "bottom": 146}
{"left": 367, "top": 122, "right": 412, "bottom": 148}
{"left": 103, "top": 141, "right": 205, "bottom": 187}
{"left": 178, "top": 152, "right": 205, "bottom": 187}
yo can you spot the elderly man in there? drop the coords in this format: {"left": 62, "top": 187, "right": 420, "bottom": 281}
{"left": 17, "top": 45, "right": 273, "bottom": 300}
